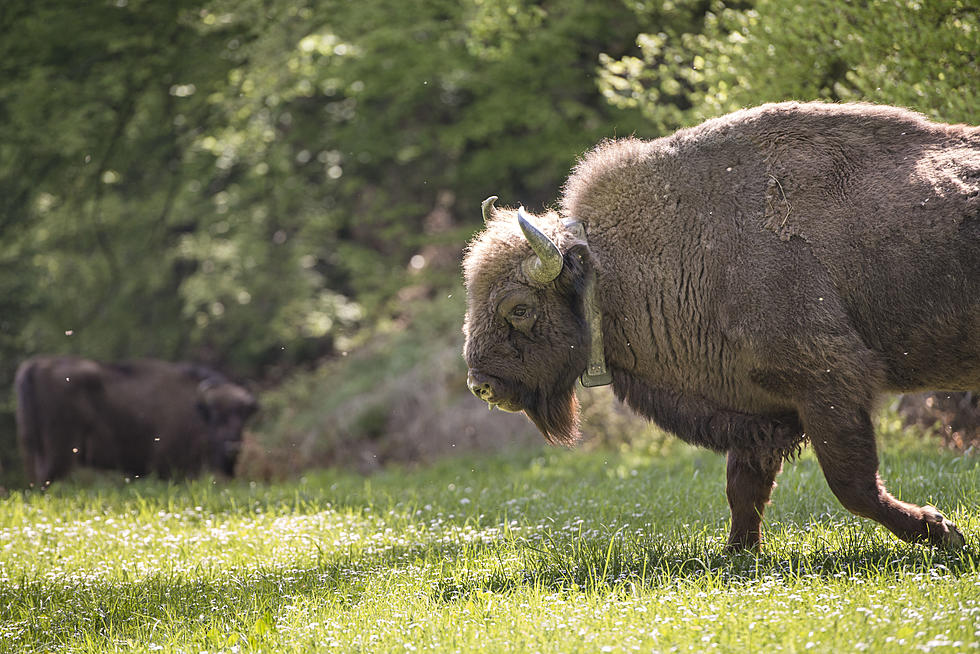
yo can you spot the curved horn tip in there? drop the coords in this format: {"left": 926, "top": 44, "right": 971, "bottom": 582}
{"left": 516, "top": 206, "right": 537, "bottom": 233}
{"left": 516, "top": 205, "right": 536, "bottom": 238}
{"left": 517, "top": 206, "right": 564, "bottom": 284}
{"left": 481, "top": 196, "right": 498, "bottom": 223}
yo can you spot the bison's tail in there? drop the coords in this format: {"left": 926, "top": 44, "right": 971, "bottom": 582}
{"left": 14, "top": 361, "right": 43, "bottom": 485}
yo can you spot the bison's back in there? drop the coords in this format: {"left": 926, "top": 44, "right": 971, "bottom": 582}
{"left": 737, "top": 104, "right": 980, "bottom": 391}
{"left": 564, "top": 102, "right": 980, "bottom": 406}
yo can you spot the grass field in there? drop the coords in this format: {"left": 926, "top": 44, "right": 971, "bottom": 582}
{"left": 1, "top": 433, "right": 978, "bottom": 653}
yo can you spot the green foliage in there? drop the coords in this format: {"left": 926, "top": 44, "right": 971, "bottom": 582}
{"left": 180, "top": 0, "right": 659, "bottom": 327}
{"left": 1, "top": 0, "right": 684, "bottom": 475}
{"left": 0, "top": 0, "right": 716, "bottom": 379}
{"left": 601, "top": 0, "right": 979, "bottom": 127}
{"left": 248, "top": 291, "right": 473, "bottom": 470}
{"left": 1, "top": 438, "right": 978, "bottom": 651}
{"left": 0, "top": 0, "right": 238, "bottom": 474}
{"left": 3, "top": 0, "right": 977, "bottom": 480}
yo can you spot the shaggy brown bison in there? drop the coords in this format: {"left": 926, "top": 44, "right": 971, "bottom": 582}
{"left": 463, "top": 101, "right": 979, "bottom": 550}
{"left": 15, "top": 356, "right": 258, "bottom": 485}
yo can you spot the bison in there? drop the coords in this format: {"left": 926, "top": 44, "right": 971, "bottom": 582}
{"left": 463, "top": 101, "right": 979, "bottom": 550}
{"left": 15, "top": 356, "right": 258, "bottom": 485}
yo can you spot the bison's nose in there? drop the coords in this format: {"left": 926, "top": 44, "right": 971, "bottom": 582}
{"left": 467, "top": 371, "right": 495, "bottom": 402}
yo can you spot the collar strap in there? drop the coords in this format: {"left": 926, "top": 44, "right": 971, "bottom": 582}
{"left": 565, "top": 220, "right": 612, "bottom": 388}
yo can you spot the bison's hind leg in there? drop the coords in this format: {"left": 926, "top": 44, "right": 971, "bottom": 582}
{"left": 803, "top": 403, "right": 964, "bottom": 549}
{"left": 725, "top": 448, "right": 784, "bottom": 551}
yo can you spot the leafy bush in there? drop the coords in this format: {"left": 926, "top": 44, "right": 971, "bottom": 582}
{"left": 601, "top": 0, "right": 979, "bottom": 127}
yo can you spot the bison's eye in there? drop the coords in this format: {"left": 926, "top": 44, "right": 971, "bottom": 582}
{"left": 506, "top": 304, "right": 537, "bottom": 337}
{"left": 497, "top": 291, "right": 538, "bottom": 337}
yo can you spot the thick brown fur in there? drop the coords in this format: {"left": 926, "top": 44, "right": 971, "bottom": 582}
{"left": 463, "top": 101, "right": 979, "bottom": 549}
{"left": 15, "top": 356, "right": 258, "bottom": 485}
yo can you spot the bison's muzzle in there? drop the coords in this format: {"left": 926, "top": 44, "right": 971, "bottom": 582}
{"left": 466, "top": 371, "right": 522, "bottom": 413}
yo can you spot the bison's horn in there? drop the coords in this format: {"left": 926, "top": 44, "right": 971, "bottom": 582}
{"left": 517, "top": 206, "right": 563, "bottom": 283}
{"left": 481, "top": 195, "right": 498, "bottom": 223}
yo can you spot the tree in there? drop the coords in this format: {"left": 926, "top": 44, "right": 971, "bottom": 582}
{"left": 0, "top": 0, "right": 249, "bottom": 479}
{"left": 600, "top": 0, "right": 979, "bottom": 128}
{"left": 3, "top": 0, "right": 686, "bottom": 477}
{"left": 176, "top": 0, "right": 662, "bottom": 339}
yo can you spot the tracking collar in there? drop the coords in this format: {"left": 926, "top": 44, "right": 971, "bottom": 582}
{"left": 564, "top": 220, "right": 612, "bottom": 388}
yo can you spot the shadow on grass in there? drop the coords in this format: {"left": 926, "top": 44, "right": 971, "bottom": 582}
{"left": 3, "top": 526, "right": 978, "bottom": 652}
{"left": 1, "top": 556, "right": 378, "bottom": 650}
{"left": 432, "top": 527, "right": 980, "bottom": 602}
{"left": 4, "top": 441, "right": 977, "bottom": 650}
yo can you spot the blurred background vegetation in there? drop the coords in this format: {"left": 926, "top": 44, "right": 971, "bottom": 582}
{"left": 2, "top": 0, "right": 977, "bottom": 484}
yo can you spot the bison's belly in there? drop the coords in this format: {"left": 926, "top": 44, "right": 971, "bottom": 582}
{"left": 612, "top": 370, "right": 805, "bottom": 456}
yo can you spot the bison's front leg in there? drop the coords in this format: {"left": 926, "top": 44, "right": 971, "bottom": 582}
{"left": 725, "top": 448, "right": 783, "bottom": 551}
{"left": 803, "top": 403, "right": 965, "bottom": 548}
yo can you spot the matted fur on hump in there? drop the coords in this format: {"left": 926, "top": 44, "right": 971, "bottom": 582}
{"left": 560, "top": 137, "right": 657, "bottom": 225}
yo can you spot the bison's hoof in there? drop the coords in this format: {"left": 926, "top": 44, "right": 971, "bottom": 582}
{"left": 922, "top": 505, "right": 965, "bottom": 549}
{"left": 724, "top": 534, "right": 762, "bottom": 553}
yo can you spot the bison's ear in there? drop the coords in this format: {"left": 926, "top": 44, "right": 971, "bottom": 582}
{"left": 555, "top": 243, "right": 593, "bottom": 299}
{"left": 481, "top": 195, "right": 498, "bottom": 223}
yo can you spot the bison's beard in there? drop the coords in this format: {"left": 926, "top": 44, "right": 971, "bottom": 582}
{"left": 524, "top": 384, "right": 581, "bottom": 446}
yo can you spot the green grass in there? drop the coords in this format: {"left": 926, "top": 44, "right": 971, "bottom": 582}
{"left": 1, "top": 436, "right": 978, "bottom": 653}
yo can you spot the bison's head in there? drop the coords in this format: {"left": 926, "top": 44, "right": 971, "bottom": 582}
{"left": 462, "top": 199, "right": 596, "bottom": 445}
{"left": 197, "top": 381, "right": 258, "bottom": 475}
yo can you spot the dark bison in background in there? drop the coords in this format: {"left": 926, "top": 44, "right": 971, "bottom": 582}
{"left": 15, "top": 356, "right": 258, "bottom": 485}
{"left": 463, "top": 101, "right": 979, "bottom": 550}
